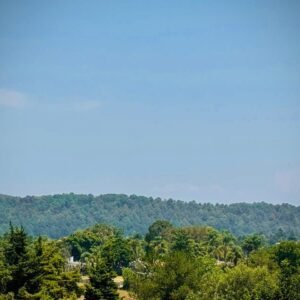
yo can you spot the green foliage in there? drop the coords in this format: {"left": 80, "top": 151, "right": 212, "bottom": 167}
{"left": 0, "top": 219, "right": 299, "bottom": 300}
{"left": 272, "top": 241, "right": 300, "bottom": 272}
{"left": 4, "top": 225, "right": 29, "bottom": 294}
{"left": 64, "top": 223, "right": 119, "bottom": 260}
{"left": 216, "top": 263, "right": 279, "bottom": 300}
{"left": 145, "top": 220, "right": 173, "bottom": 242}
{"left": 123, "top": 221, "right": 300, "bottom": 300}
{"left": 171, "top": 230, "right": 193, "bottom": 253}
{"left": 128, "top": 251, "right": 218, "bottom": 300}
{"left": 0, "top": 194, "right": 299, "bottom": 241}
{"left": 242, "top": 234, "right": 265, "bottom": 255}
{"left": 99, "top": 235, "right": 133, "bottom": 275}
{"left": 0, "top": 225, "right": 82, "bottom": 299}
{"left": 248, "top": 248, "right": 278, "bottom": 271}
{"left": 122, "top": 267, "right": 134, "bottom": 290}
{"left": 85, "top": 253, "right": 118, "bottom": 300}
{"left": 0, "top": 251, "right": 11, "bottom": 294}
{"left": 271, "top": 241, "right": 300, "bottom": 299}
{"left": 128, "top": 236, "right": 145, "bottom": 261}
{"left": 65, "top": 224, "right": 135, "bottom": 277}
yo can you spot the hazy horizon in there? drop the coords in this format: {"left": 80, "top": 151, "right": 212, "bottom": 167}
{"left": 1, "top": 1, "right": 300, "bottom": 205}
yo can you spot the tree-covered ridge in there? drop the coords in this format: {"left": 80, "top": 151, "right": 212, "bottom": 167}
{"left": 0, "top": 193, "right": 299, "bottom": 239}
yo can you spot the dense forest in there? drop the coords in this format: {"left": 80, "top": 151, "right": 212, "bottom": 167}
{"left": 0, "top": 193, "right": 299, "bottom": 240}
{"left": 0, "top": 221, "right": 299, "bottom": 299}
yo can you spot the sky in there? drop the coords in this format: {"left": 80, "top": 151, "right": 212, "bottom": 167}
{"left": 0, "top": 1, "right": 299, "bottom": 205}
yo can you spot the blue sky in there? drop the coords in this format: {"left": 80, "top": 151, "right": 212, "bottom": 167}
{"left": 0, "top": 1, "right": 299, "bottom": 204}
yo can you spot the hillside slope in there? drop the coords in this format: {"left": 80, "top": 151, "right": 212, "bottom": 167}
{"left": 0, "top": 193, "right": 299, "bottom": 239}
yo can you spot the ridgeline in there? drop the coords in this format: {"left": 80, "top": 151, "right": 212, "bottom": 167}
{"left": 0, "top": 193, "right": 299, "bottom": 239}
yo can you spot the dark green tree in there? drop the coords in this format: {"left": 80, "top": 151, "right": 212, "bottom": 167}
{"left": 145, "top": 220, "right": 173, "bottom": 243}
{"left": 171, "top": 230, "right": 193, "bottom": 254}
{"left": 100, "top": 235, "right": 133, "bottom": 275}
{"left": 65, "top": 224, "right": 119, "bottom": 261}
{"left": 85, "top": 254, "right": 118, "bottom": 300}
{"left": 0, "top": 250, "right": 11, "bottom": 294}
{"left": 4, "top": 224, "right": 28, "bottom": 294}
{"left": 0, "top": 226, "right": 82, "bottom": 299}
{"left": 242, "top": 234, "right": 265, "bottom": 255}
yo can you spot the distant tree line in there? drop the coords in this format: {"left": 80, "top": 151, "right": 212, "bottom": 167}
{"left": 0, "top": 193, "right": 298, "bottom": 241}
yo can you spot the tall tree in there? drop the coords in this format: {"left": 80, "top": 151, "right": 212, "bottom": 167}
{"left": 4, "top": 224, "right": 28, "bottom": 294}
{"left": 100, "top": 235, "right": 133, "bottom": 275}
{"left": 85, "top": 254, "right": 118, "bottom": 300}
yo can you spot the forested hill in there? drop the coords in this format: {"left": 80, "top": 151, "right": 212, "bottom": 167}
{"left": 0, "top": 193, "right": 299, "bottom": 239}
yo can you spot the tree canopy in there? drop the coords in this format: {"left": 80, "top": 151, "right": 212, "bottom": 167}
{"left": 0, "top": 221, "right": 299, "bottom": 299}
{"left": 0, "top": 193, "right": 299, "bottom": 241}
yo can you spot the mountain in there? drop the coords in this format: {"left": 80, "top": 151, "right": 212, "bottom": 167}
{"left": 0, "top": 193, "right": 299, "bottom": 239}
